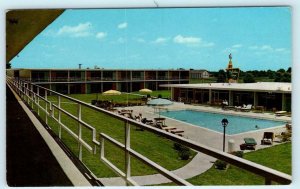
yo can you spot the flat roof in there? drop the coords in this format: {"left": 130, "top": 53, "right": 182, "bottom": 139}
{"left": 161, "top": 82, "right": 292, "bottom": 93}
{"left": 7, "top": 68, "right": 189, "bottom": 72}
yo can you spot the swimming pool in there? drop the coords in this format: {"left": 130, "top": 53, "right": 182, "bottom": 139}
{"left": 160, "top": 110, "right": 286, "bottom": 134}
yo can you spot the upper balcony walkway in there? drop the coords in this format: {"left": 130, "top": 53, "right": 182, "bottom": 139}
{"left": 6, "top": 85, "right": 73, "bottom": 186}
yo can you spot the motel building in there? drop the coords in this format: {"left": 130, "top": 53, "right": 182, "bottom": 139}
{"left": 161, "top": 82, "right": 291, "bottom": 112}
{"left": 6, "top": 68, "right": 190, "bottom": 94}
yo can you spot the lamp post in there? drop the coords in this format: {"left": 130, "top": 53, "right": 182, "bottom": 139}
{"left": 221, "top": 118, "right": 229, "bottom": 152}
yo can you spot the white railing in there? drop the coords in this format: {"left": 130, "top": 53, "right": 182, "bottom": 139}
{"left": 6, "top": 77, "right": 292, "bottom": 186}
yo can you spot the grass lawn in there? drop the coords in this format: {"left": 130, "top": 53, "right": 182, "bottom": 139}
{"left": 30, "top": 93, "right": 195, "bottom": 178}
{"left": 157, "top": 142, "right": 291, "bottom": 186}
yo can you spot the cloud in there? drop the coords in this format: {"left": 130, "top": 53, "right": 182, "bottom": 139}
{"left": 153, "top": 37, "right": 168, "bottom": 44}
{"left": 173, "top": 35, "right": 214, "bottom": 47}
{"left": 136, "top": 38, "right": 146, "bottom": 43}
{"left": 249, "top": 45, "right": 289, "bottom": 54}
{"left": 232, "top": 44, "right": 243, "bottom": 48}
{"left": 261, "top": 45, "right": 273, "bottom": 51}
{"left": 118, "top": 22, "right": 128, "bottom": 29}
{"left": 173, "top": 35, "right": 201, "bottom": 45}
{"left": 96, "top": 32, "right": 107, "bottom": 39}
{"left": 249, "top": 46, "right": 259, "bottom": 50}
{"left": 275, "top": 48, "right": 286, "bottom": 52}
{"left": 57, "top": 22, "right": 92, "bottom": 37}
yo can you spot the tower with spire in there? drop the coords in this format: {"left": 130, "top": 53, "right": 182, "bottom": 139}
{"left": 225, "top": 53, "right": 240, "bottom": 83}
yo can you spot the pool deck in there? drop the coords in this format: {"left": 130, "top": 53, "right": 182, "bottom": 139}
{"left": 99, "top": 103, "right": 291, "bottom": 186}
{"left": 130, "top": 102, "right": 290, "bottom": 152}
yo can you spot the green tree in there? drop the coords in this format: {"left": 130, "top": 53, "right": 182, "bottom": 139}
{"left": 274, "top": 72, "right": 282, "bottom": 82}
{"left": 243, "top": 73, "right": 255, "bottom": 83}
{"left": 277, "top": 68, "right": 286, "bottom": 73}
{"left": 6, "top": 62, "right": 11, "bottom": 69}
{"left": 286, "top": 67, "right": 292, "bottom": 73}
{"left": 281, "top": 73, "right": 291, "bottom": 82}
{"left": 216, "top": 69, "right": 226, "bottom": 83}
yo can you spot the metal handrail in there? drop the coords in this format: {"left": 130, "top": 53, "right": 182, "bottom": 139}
{"left": 6, "top": 77, "right": 292, "bottom": 185}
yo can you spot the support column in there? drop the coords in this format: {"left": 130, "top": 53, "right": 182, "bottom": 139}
{"left": 208, "top": 89, "right": 212, "bottom": 105}
{"left": 254, "top": 92, "right": 258, "bottom": 107}
{"left": 282, "top": 93, "right": 286, "bottom": 111}
{"left": 229, "top": 90, "right": 233, "bottom": 106}
{"left": 67, "top": 84, "right": 70, "bottom": 94}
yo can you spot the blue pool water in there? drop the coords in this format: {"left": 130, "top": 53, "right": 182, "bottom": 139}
{"left": 160, "top": 110, "right": 286, "bottom": 135}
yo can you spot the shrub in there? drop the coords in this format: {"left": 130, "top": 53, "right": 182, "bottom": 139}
{"left": 178, "top": 149, "right": 191, "bottom": 160}
{"left": 173, "top": 143, "right": 191, "bottom": 160}
{"left": 158, "top": 94, "right": 162, "bottom": 98}
{"left": 173, "top": 142, "right": 183, "bottom": 151}
{"left": 231, "top": 151, "right": 244, "bottom": 158}
{"left": 214, "top": 160, "right": 229, "bottom": 170}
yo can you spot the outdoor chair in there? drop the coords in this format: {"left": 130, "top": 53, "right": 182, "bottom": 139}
{"left": 240, "top": 138, "right": 257, "bottom": 150}
{"left": 261, "top": 132, "right": 274, "bottom": 145}
{"left": 141, "top": 118, "right": 154, "bottom": 125}
{"left": 275, "top": 111, "right": 287, "bottom": 116}
{"left": 170, "top": 129, "right": 184, "bottom": 134}
{"left": 155, "top": 122, "right": 177, "bottom": 132}
{"left": 241, "top": 104, "right": 252, "bottom": 112}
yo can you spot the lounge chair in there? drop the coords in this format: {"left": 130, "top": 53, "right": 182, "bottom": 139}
{"left": 240, "top": 138, "right": 257, "bottom": 150}
{"left": 275, "top": 111, "right": 287, "bottom": 116}
{"left": 241, "top": 104, "right": 252, "bottom": 112}
{"left": 261, "top": 132, "right": 274, "bottom": 145}
{"left": 170, "top": 129, "right": 184, "bottom": 134}
{"left": 141, "top": 118, "right": 153, "bottom": 124}
{"left": 155, "top": 122, "right": 177, "bottom": 132}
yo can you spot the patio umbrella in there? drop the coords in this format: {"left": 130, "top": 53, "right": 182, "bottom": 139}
{"left": 102, "top": 89, "right": 121, "bottom": 95}
{"left": 147, "top": 98, "right": 173, "bottom": 117}
{"left": 139, "top": 88, "right": 152, "bottom": 93}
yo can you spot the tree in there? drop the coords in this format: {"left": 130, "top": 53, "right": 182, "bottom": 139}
{"left": 243, "top": 73, "right": 255, "bottom": 83}
{"left": 287, "top": 67, "right": 292, "bottom": 73}
{"left": 6, "top": 62, "right": 11, "bottom": 69}
{"left": 277, "top": 68, "right": 286, "bottom": 73}
{"left": 281, "top": 73, "right": 291, "bottom": 82}
{"left": 274, "top": 72, "right": 282, "bottom": 82}
{"left": 216, "top": 69, "right": 226, "bottom": 83}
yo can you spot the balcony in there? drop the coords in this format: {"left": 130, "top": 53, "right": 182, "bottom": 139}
{"left": 6, "top": 77, "right": 292, "bottom": 186}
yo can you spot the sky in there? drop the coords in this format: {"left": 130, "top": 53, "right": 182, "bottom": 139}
{"left": 10, "top": 7, "right": 292, "bottom": 71}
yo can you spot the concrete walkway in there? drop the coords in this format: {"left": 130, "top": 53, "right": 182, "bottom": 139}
{"left": 99, "top": 152, "right": 215, "bottom": 186}
{"left": 98, "top": 102, "right": 291, "bottom": 186}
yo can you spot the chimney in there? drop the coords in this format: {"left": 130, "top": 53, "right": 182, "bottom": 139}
{"left": 79, "top": 64, "right": 82, "bottom": 69}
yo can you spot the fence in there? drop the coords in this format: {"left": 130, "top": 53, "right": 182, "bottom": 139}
{"left": 6, "top": 77, "right": 292, "bottom": 186}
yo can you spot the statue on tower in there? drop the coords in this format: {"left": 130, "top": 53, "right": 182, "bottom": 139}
{"left": 229, "top": 53, "right": 232, "bottom": 60}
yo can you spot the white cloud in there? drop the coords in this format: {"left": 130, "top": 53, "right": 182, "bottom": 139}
{"left": 261, "top": 45, "right": 273, "bottom": 51}
{"left": 275, "top": 48, "right": 286, "bottom": 52}
{"left": 136, "top": 38, "right": 146, "bottom": 43}
{"left": 96, "top": 32, "right": 107, "bottom": 39}
{"left": 153, "top": 37, "right": 168, "bottom": 44}
{"left": 249, "top": 45, "right": 289, "bottom": 55}
{"left": 173, "top": 35, "right": 214, "bottom": 47}
{"left": 57, "top": 22, "right": 92, "bottom": 37}
{"left": 173, "top": 35, "right": 201, "bottom": 45}
{"left": 118, "top": 22, "right": 128, "bottom": 29}
{"left": 232, "top": 44, "right": 243, "bottom": 48}
{"left": 249, "top": 46, "right": 259, "bottom": 50}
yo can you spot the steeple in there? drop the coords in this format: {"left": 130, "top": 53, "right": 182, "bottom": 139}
{"left": 227, "top": 53, "right": 233, "bottom": 69}
{"left": 225, "top": 53, "right": 240, "bottom": 83}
